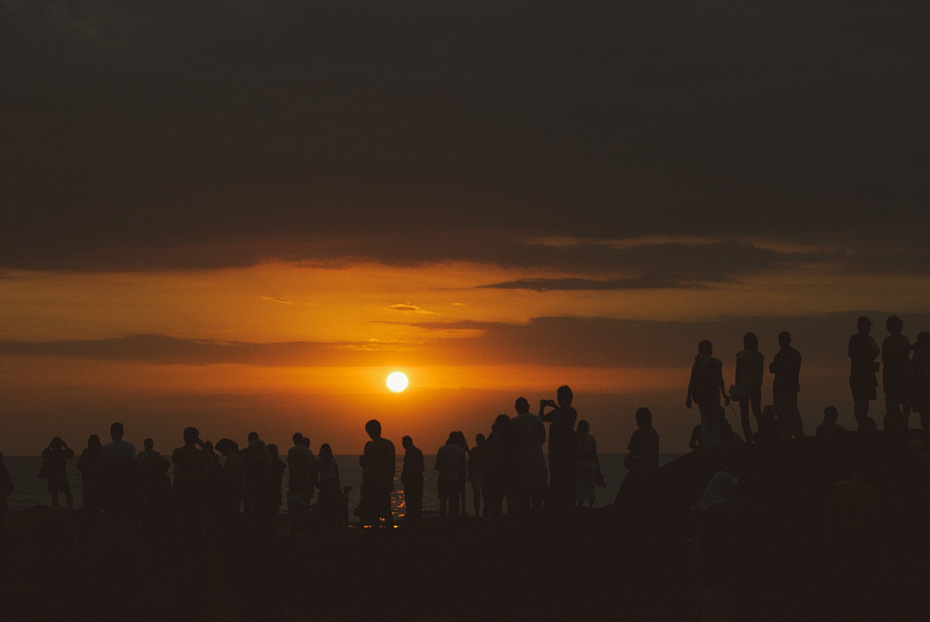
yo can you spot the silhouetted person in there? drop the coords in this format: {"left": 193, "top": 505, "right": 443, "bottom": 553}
{"left": 734, "top": 332, "right": 765, "bottom": 442}
{"left": 848, "top": 316, "right": 880, "bottom": 425}
{"left": 301, "top": 435, "right": 319, "bottom": 501}
{"left": 540, "top": 385, "right": 578, "bottom": 509}
{"left": 452, "top": 431, "right": 470, "bottom": 514}
{"left": 882, "top": 316, "right": 911, "bottom": 432}
{"left": 241, "top": 432, "right": 272, "bottom": 519}
{"left": 436, "top": 433, "right": 467, "bottom": 518}
{"left": 770, "top": 332, "right": 804, "bottom": 438}
{"left": 0, "top": 452, "right": 12, "bottom": 520}
{"left": 287, "top": 432, "right": 314, "bottom": 528}
{"left": 138, "top": 438, "right": 169, "bottom": 511}
{"left": 268, "top": 444, "right": 286, "bottom": 512}
{"left": 315, "top": 443, "right": 342, "bottom": 527}
{"left": 468, "top": 434, "right": 486, "bottom": 517}
{"left": 618, "top": 407, "right": 660, "bottom": 505}
{"left": 359, "top": 419, "right": 395, "bottom": 526}
{"left": 574, "top": 420, "right": 603, "bottom": 508}
{"left": 41, "top": 437, "right": 74, "bottom": 510}
{"left": 687, "top": 341, "right": 729, "bottom": 438}
{"left": 401, "top": 435, "right": 424, "bottom": 524}
{"left": 78, "top": 434, "right": 102, "bottom": 512}
{"left": 511, "top": 396, "right": 547, "bottom": 513}
{"left": 173, "top": 427, "right": 208, "bottom": 530}
{"left": 911, "top": 332, "right": 930, "bottom": 433}
{"left": 483, "top": 414, "right": 516, "bottom": 518}
{"left": 99, "top": 422, "right": 138, "bottom": 516}
{"left": 213, "top": 438, "right": 245, "bottom": 525}
{"left": 625, "top": 407, "right": 659, "bottom": 472}
{"left": 816, "top": 406, "right": 847, "bottom": 440}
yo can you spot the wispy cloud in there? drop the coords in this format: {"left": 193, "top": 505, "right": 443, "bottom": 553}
{"left": 388, "top": 303, "right": 437, "bottom": 314}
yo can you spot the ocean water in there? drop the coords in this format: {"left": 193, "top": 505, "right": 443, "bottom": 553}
{"left": 3, "top": 453, "right": 683, "bottom": 518}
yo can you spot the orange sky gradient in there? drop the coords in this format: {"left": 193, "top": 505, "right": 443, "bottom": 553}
{"left": 2, "top": 255, "right": 927, "bottom": 455}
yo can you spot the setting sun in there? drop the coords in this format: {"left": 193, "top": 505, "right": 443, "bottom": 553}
{"left": 386, "top": 371, "right": 409, "bottom": 393}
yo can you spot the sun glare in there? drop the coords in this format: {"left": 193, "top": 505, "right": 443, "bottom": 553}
{"left": 386, "top": 371, "right": 409, "bottom": 392}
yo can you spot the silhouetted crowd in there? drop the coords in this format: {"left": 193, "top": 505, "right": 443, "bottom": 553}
{"left": 4, "top": 315, "right": 929, "bottom": 533}
{"left": 2, "top": 316, "right": 930, "bottom": 622}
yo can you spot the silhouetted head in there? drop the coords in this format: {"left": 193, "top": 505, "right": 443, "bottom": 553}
{"left": 446, "top": 432, "right": 457, "bottom": 445}
{"left": 183, "top": 427, "right": 199, "bottom": 445}
{"left": 493, "top": 413, "right": 512, "bottom": 433}
{"left": 203, "top": 440, "right": 214, "bottom": 454}
{"left": 215, "top": 438, "right": 238, "bottom": 456}
{"left": 743, "top": 332, "right": 758, "bottom": 352}
{"left": 87, "top": 435, "right": 101, "bottom": 451}
{"left": 365, "top": 419, "right": 382, "bottom": 440}
{"left": 886, "top": 316, "right": 903, "bottom": 335}
{"left": 857, "top": 316, "right": 872, "bottom": 335}
{"left": 577, "top": 420, "right": 590, "bottom": 436}
{"left": 475, "top": 433, "right": 486, "bottom": 446}
{"left": 50, "top": 437, "right": 63, "bottom": 450}
{"left": 778, "top": 332, "right": 792, "bottom": 348}
{"left": 698, "top": 340, "right": 713, "bottom": 357}
{"left": 635, "top": 407, "right": 652, "bottom": 428}
{"left": 320, "top": 443, "right": 333, "bottom": 460}
{"left": 823, "top": 406, "right": 839, "bottom": 423}
{"left": 917, "top": 332, "right": 930, "bottom": 351}
{"left": 292, "top": 432, "right": 304, "bottom": 445}
{"left": 301, "top": 436, "right": 310, "bottom": 448}
{"left": 110, "top": 422, "right": 124, "bottom": 441}
{"left": 514, "top": 397, "right": 530, "bottom": 414}
{"left": 402, "top": 435, "right": 413, "bottom": 450}
{"left": 268, "top": 444, "right": 280, "bottom": 461}
{"left": 556, "top": 385, "right": 573, "bottom": 406}
{"left": 247, "top": 432, "right": 259, "bottom": 443}
{"left": 143, "top": 438, "right": 154, "bottom": 451}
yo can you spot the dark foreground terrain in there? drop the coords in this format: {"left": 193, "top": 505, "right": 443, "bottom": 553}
{"left": 3, "top": 432, "right": 929, "bottom": 621}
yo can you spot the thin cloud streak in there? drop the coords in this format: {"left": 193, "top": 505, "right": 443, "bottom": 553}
{"left": 8, "top": 311, "right": 925, "bottom": 370}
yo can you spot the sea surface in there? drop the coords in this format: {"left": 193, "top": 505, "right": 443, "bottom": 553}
{"left": 4, "top": 453, "right": 683, "bottom": 518}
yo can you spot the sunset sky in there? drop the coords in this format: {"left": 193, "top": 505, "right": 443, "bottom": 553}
{"left": 2, "top": 1, "right": 928, "bottom": 454}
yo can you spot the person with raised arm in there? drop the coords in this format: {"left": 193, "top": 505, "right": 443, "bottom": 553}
{"left": 540, "top": 385, "right": 578, "bottom": 509}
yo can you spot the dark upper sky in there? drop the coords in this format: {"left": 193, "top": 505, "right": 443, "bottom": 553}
{"left": 2, "top": 0, "right": 928, "bottom": 278}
